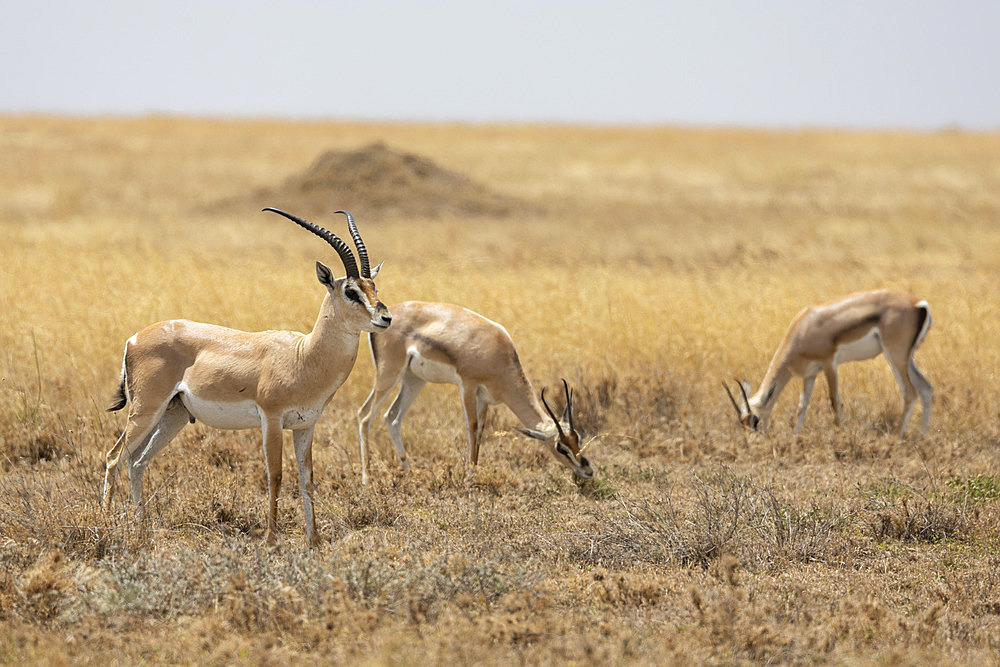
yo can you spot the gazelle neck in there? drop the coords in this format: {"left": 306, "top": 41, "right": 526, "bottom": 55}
{"left": 301, "top": 293, "right": 363, "bottom": 362}
{"left": 507, "top": 372, "right": 558, "bottom": 436}
{"left": 752, "top": 353, "right": 794, "bottom": 415}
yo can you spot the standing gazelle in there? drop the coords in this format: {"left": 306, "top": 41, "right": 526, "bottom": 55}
{"left": 357, "top": 301, "right": 594, "bottom": 484}
{"left": 104, "top": 208, "right": 391, "bottom": 547}
{"left": 724, "top": 289, "right": 932, "bottom": 436}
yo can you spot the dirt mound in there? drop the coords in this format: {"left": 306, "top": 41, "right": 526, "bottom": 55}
{"left": 249, "top": 142, "right": 526, "bottom": 220}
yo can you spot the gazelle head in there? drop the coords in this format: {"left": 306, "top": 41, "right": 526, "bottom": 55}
{"left": 516, "top": 379, "right": 594, "bottom": 479}
{"left": 263, "top": 208, "right": 391, "bottom": 333}
{"left": 723, "top": 378, "right": 773, "bottom": 432}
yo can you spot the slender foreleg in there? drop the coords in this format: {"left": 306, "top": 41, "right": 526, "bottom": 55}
{"left": 461, "top": 385, "right": 481, "bottom": 465}
{"left": 292, "top": 426, "right": 317, "bottom": 547}
{"left": 823, "top": 364, "right": 841, "bottom": 427}
{"left": 794, "top": 375, "right": 817, "bottom": 435}
{"left": 261, "top": 414, "right": 284, "bottom": 546}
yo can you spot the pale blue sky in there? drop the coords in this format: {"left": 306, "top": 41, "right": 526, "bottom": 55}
{"left": 2, "top": 1, "right": 998, "bottom": 129}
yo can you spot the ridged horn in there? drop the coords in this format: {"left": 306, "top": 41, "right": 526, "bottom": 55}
{"left": 262, "top": 207, "right": 359, "bottom": 279}
{"left": 561, "top": 378, "right": 575, "bottom": 433}
{"left": 723, "top": 381, "right": 742, "bottom": 417}
{"left": 540, "top": 387, "right": 566, "bottom": 440}
{"left": 336, "top": 209, "right": 370, "bottom": 279}
{"left": 737, "top": 378, "right": 752, "bottom": 412}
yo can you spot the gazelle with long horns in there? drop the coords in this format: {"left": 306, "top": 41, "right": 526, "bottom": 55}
{"left": 104, "top": 208, "right": 390, "bottom": 547}
{"left": 724, "top": 289, "right": 932, "bottom": 436}
{"left": 357, "top": 301, "right": 594, "bottom": 484}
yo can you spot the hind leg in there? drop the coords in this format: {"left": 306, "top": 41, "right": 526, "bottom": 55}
{"left": 909, "top": 359, "right": 933, "bottom": 434}
{"left": 358, "top": 367, "right": 407, "bottom": 485}
{"left": 384, "top": 372, "right": 427, "bottom": 470}
{"left": 104, "top": 399, "right": 173, "bottom": 508}
{"left": 128, "top": 397, "right": 191, "bottom": 505}
{"left": 882, "top": 347, "right": 920, "bottom": 436}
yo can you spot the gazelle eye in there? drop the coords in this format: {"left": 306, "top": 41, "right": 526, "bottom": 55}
{"left": 345, "top": 289, "right": 363, "bottom": 304}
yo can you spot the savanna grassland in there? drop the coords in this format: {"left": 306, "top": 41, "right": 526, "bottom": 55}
{"left": 1, "top": 115, "right": 999, "bottom": 665}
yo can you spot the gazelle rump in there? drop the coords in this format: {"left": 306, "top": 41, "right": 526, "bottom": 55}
{"left": 357, "top": 300, "right": 594, "bottom": 484}
{"left": 725, "top": 289, "right": 933, "bottom": 436}
{"left": 103, "top": 208, "right": 391, "bottom": 547}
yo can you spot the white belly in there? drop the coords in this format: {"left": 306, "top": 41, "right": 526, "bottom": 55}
{"left": 834, "top": 328, "right": 882, "bottom": 365}
{"left": 407, "top": 347, "right": 461, "bottom": 385}
{"left": 178, "top": 386, "right": 328, "bottom": 431}
{"left": 179, "top": 387, "right": 262, "bottom": 430}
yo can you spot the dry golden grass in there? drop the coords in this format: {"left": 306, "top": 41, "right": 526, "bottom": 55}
{"left": 1, "top": 115, "right": 999, "bottom": 664}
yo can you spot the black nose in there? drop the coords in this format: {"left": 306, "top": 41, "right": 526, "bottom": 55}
{"left": 382, "top": 315, "right": 392, "bottom": 324}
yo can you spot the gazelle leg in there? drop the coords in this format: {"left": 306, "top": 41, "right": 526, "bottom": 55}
{"left": 909, "top": 360, "right": 933, "bottom": 434}
{"left": 474, "top": 391, "right": 488, "bottom": 449}
{"left": 292, "top": 426, "right": 317, "bottom": 548}
{"left": 384, "top": 372, "right": 426, "bottom": 471}
{"left": 261, "top": 415, "right": 284, "bottom": 546}
{"left": 358, "top": 370, "right": 406, "bottom": 485}
{"left": 883, "top": 346, "right": 922, "bottom": 437}
{"left": 823, "top": 364, "right": 841, "bottom": 427}
{"left": 794, "top": 375, "right": 817, "bottom": 435}
{"left": 128, "top": 397, "right": 191, "bottom": 505}
{"left": 461, "top": 385, "right": 481, "bottom": 465}
{"left": 104, "top": 397, "right": 173, "bottom": 508}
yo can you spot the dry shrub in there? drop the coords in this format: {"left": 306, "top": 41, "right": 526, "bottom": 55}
{"left": 222, "top": 572, "right": 302, "bottom": 635}
{"left": 569, "top": 468, "right": 849, "bottom": 571}
{"left": 329, "top": 546, "right": 543, "bottom": 626}
{"left": 327, "top": 488, "right": 403, "bottom": 534}
{"left": 867, "top": 495, "right": 971, "bottom": 543}
{"left": 750, "top": 488, "right": 852, "bottom": 564}
{"left": 478, "top": 588, "right": 561, "bottom": 647}
{"left": 15, "top": 551, "right": 73, "bottom": 623}
{"left": 688, "top": 555, "right": 793, "bottom": 663}
{"left": 590, "top": 568, "right": 667, "bottom": 608}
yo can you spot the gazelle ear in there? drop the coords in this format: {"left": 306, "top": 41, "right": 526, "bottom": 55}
{"left": 514, "top": 425, "right": 550, "bottom": 441}
{"left": 369, "top": 261, "right": 383, "bottom": 279}
{"left": 740, "top": 379, "right": 753, "bottom": 398}
{"left": 316, "top": 261, "right": 337, "bottom": 288}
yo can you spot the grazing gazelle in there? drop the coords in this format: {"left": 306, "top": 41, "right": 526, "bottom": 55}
{"left": 104, "top": 208, "right": 391, "bottom": 547}
{"left": 724, "top": 289, "right": 932, "bottom": 436}
{"left": 357, "top": 301, "right": 594, "bottom": 484}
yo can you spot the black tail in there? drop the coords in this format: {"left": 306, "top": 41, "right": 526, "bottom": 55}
{"left": 108, "top": 377, "right": 127, "bottom": 412}
{"left": 911, "top": 301, "right": 931, "bottom": 353}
